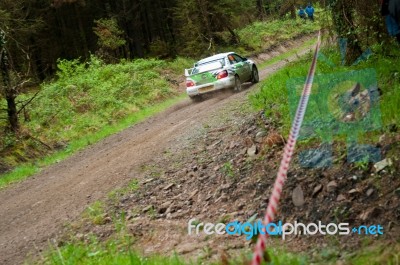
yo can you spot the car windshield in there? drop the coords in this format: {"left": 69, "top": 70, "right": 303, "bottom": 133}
{"left": 192, "top": 59, "right": 225, "bottom": 74}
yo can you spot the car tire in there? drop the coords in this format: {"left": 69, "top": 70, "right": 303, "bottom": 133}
{"left": 251, "top": 66, "right": 259, "bottom": 84}
{"left": 233, "top": 75, "right": 242, "bottom": 92}
{"left": 189, "top": 95, "right": 202, "bottom": 102}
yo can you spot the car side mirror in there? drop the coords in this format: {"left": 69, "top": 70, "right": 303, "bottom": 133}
{"left": 243, "top": 57, "right": 248, "bottom": 61}
{"left": 185, "top": 69, "right": 191, "bottom": 76}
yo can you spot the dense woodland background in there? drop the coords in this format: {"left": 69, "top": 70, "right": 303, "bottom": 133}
{"left": 1, "top": 0, "right": 386, "bottom": 79}
{"left": 0, "top": 0, "right": 396, "bottom": 176}
{"left": 1, "top": 0, "right": 267, "bottom": 79}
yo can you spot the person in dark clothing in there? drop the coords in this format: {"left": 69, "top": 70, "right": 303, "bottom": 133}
{"left": 381, "top": 0, "right": 400, "bottom": 43}
{"left": 298, "top": 7, "right": 306, "bottom": 20}
{"left": 305, "top": 3, "right": 315, "bottom": 21}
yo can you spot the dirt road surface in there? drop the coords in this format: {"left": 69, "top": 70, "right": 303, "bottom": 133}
{"left": 0, "top": 35, "right": 316, "bottom": 265}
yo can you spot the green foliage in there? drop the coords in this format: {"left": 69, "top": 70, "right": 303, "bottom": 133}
{"left": 93, "top": 18, "right": 126, "bottom": 50}
{"left": 165, "top": 57, "right": 195, "bottom": 75}
{"left": 266, "top": 248, "right": 308, "bottom": 265}
{"left": 173, "top": 0, "right": 207, "bottom": 56}
{"left": 353, "top": 159, "right": 370, "bottom": 171}
{"left": 84, "top": 201, "right": 106, "bottom": 225}
{"left": 327, "top": 0, "right": 390, "bottom": 64}
{"left": 0, "top": 164, "right": 38, "bottom": 188}
{"left": 108, "top": 179, "right": 139, "bottom": 202}
{"left": 0, "top": 56, "right": 190, "bottom": 187}
{"left": 0, "top": 94, "right": 185, "bottom": 189}
{"left": 250, "top": 53, "right": 311, "bottom": 134}
{"left": 39, "top": 235, "right": 186, "bottom": 265}
{"left": 341, "top": 243, "right": 400, "bottom": 265}
{"left": 372, "top": 49, "right": 400, "bottom": 127}
{"left": 258, "top": 38, "right": 318, "bottom": 69}
{"left": 174, "top": 0, "right": 257, "bottom": 56}
{"left": 177, "top": 16, "right": 320, "bottom": 58}
{"left": 36, "top": 232, "right": 400, "bottom": 265}
{"left": 27, "top": 55, "right": 175, "bottom": 146}
{"left": 56, "top": 58, "right": 86, "bottom": 79}
{"left": 148, "top": 39, "right": 170, "bottom": 58}
{"left": 222, "top": 161, "right": 235, "bottom": 178}
{"left": 250, "top": 41, "right": 400, "bottom": 136}
{"left": 236, "top": 19, "right": 320, "bottom": 54}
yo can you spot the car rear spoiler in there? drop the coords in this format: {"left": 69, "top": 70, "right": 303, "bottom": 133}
{"left": 185, "top": 61, "right": 223, "bottom": 77}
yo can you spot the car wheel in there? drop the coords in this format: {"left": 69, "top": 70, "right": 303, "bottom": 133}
{"left": 233, "top": 75, "right": 242, "bottom": 92}
{"left": 251, "top": 66, "right": 259, "bottom": 84}
{"left": 189, "top": 95, "right": 202, "bottom": 102}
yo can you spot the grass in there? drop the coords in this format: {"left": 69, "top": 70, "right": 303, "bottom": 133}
{"left": 265, "top": 248, "right": 308, "bottom": 265}
{"left": 235, "top": 19, "right": 320, "bottom": 55}
{"left": 31, "top": 39, "right": 400, "bottom": 265}
{"left": 84, "top": 201, "right": 107, "bottom": 225}
{"left": 0, "top": 20, "right": 321, "bottom": 188}
{"left": 0, "top": 55, "right": 194, "bottom": 182}
{"left": 0, "top": 16, "right": 321, "bottom": 187}
{"left": 250, "top": 39, "right": 400, "bottom": 137}
{"left": 25, "top": 56, "right": 188, "bottom": 143}
{"left": 36, "top": 231, "right": 309, "bottom": 265}
{"left": 202, "top": 17, "right": 320, "bottom": 57}
{"left": 36, "top": 235, "right": 187, "bottom": 265}
{"left": 306, "top": 242, "right": 400, "bottom": 265}
{"left": 37, "top": 233, "right": 400, "bottom": 265}
{"left": 221, "top": 161, "right": 235, "bottom": 178}
{"left": 340, "top": 243, "right": 400, "bottom": 265}
{"left": 258, "top": 37, "right": 318, "bottom": 69}
{"left": 108, "top": 179, "right": 139, "bottom": 202}
{"left": 246, "top": 38, "right": 400, "bottom": 264}
{"left": 34, "top": 228, "right": 400, "bottom": 265}
{"left": 0, "top": 93, "right": 186, "bottom": 188}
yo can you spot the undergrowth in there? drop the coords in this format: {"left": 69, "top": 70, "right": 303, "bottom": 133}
{"left": 30, "top": 37, "right": 400, "bottom": 265}
{"left": 36, "top": 235, "right": 186, "bottom": 265}
{"left": 237, "top": 19, "right": 320, "bottom": 55}
{"left": 0, "top": 55, "right": 192, "bottom": 187}
{"left": 0, "top": 16, "right": 320, "bottom": 187}
{"left": 250, "top": 39, "right": 400, "bottom": 136}
{"left": 27, "top": 56, "right": 187, "bottom": 144}
{"left": 212, "top": 18, "right": 320, "bottom": 57}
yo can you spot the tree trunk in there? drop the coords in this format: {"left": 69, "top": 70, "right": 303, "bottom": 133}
{"left": 6, "top": 95, "right": 19, "bottom": 133}
{"left": 342, "top": 4, "right": 362, "bottom": 63}
{"left": 257, "top": 0, "right": 267, "bottom": 19}
{"left": 331, "top": 0, "right": 362, "bottom": 65}
{"left": 74, "top": 3, "right": 89, "bottom": 58}
{"left": 226, "top": 25, "right": 240, "bottom": 44}
{"left": 290, "top": 0, "right": 296, "bottom": 19}
{"left": 1, "top": 31, "right": 19, "bottom": 133}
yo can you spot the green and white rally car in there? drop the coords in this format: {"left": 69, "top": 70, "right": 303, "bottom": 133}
{"left": 185, "top": 52, "right": 259, "bottom": 100}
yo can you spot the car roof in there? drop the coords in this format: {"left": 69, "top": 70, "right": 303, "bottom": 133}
{"left": 196, "top": 52, "right": 234, "bottom": 65}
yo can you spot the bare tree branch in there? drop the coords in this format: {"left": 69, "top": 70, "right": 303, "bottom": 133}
{"left": 14, "top": 78, "right": 31, "bottom": 90}
{"left": 17, "top": 87, "right": 39, "bottom": 115}
{"left": 25, "top": 133, "right": 52, "bottom": 150}
{"left": 342, "top": 2, "right": 356, "bottom": 28}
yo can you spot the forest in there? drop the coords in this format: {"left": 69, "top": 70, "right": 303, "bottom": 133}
{"left": 1, "top": 1, "right": 400, "bottom": 264}
{"left": 1, "top": 0, "right": 269, "bottom": 78}
{"left": 0, "top": 0, "right": 396, "bottom": 175}
{"left": 0, "top": 1, "right": 387, "bottom": 78}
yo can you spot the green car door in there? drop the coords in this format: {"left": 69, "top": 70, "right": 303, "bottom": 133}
{"left": 231, "top": 54, "right": 251, "bottom": 81}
